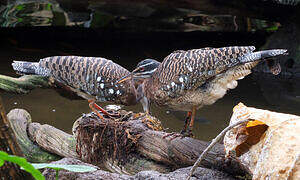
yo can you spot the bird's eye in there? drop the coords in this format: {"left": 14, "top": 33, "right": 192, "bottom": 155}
{"left": 140, "top": 67, "right": 145, "bottom": 71}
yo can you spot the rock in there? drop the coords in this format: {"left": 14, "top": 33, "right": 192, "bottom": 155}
{"left": 224, "top": 103, "right": 300, "bottom": 179}
{"left": 43, "top": 158, "right": 236, "bottom": 180}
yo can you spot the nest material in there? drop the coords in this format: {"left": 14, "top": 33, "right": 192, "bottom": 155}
{"left": 73, "top": 109, "right": 163, "bottom": 166}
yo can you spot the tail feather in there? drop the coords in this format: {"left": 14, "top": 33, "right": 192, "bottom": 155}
{"left": 12, "top": 60, "right": 51, "bottom": 76}
{"left": 12, "top": 61, "right": 40, "bottom": 75}
{"left": 239, "top": 49, "right": 288, "bottom": 63}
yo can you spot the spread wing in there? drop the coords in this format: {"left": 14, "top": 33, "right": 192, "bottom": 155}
{"left": 152, "top": 46, "right": 256, "bottom": 96}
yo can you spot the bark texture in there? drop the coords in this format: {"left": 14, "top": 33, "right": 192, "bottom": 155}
{"left": 42, "top": 158, "right": 236, "bottom": 180}
{"left": 7, "top": 108, "right": 248, "bottom": 177}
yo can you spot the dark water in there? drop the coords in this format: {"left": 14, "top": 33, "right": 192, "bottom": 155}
{"left": 1, "top": 28, "right": 299, "bottom": 141}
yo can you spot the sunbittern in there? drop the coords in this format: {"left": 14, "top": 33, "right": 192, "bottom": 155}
{"left": 118, "top": 46, "right": 287, "bottom": 136}
{"left": 12, "top": 56, "right": 157, "bottom": 119}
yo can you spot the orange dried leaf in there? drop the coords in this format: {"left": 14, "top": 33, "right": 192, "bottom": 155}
{"left": 232, "top": 120, "right": 268, "bottom": 157}
{"left": 246, "top": 120, "right": 266, "bottom": 128}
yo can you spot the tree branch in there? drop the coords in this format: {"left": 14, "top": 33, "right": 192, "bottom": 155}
{"left": 187, "top": 118, "right": 252, "bottom": 180}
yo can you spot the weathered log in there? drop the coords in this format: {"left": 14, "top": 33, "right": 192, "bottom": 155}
{"left": 7, "top": 109, "right": 60, "bottom": 162}
{"left": 42, "top": 158, "right": 236, "bottom": 180}
{"left": 74, "top": 110, "right": 248, "bottom": 176}
{"left": 7, "top": 108, "right": 248, "bottom": 177}
{"left": 0, "top": 75, "right": 50, "bottom": 93}
{"left": 7, "top": 109, "right": 173, "bottom": 175}
{"left": 188, "top": 118, "right": 252, "bottom": 179}
{"left": 0, "top": 74, "right": 83, "bottom": 100}
{"left": 28, "top": 122, "right": 77, "bottom": 159}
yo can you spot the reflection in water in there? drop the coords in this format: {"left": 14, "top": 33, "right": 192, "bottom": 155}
{"left": 1, "top": 2, "right": 57, "bottom": 27}
{"left": 0, "top": 1, "right": 280, "bottom": 32}
{"left": 0, "top": 2, "right": 89, "bottom": 27}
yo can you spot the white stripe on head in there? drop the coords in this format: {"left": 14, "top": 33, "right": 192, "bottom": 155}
{"left": 139, "top": 61, "right": 157, "bottom": 68}
{"left": 139, "top": 68, "right": 157, "bottom": 75}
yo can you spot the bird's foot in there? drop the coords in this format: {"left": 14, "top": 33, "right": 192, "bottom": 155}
{"left": 162, "top": 132, "right": 182, "bottom": 140}
{"left": 163, "top": 129, "right": 194, "bottom": 141}
{"left": 88, "top": 100, "right": 120, "bottom": 119}
{"left": 133, "top": 112, "right": 148, "bottom": 119}
{"left": 162, "top": 130, "right": 194, "bottom": 141}
{"left": 105, "top": 110, "right": 120, "bottom": 118}
{"left": 180, "top": 129, "right": 194, "bottom": 138}
{"left": 91, "top": 110, "right": 105, "bottom": 120}
{"left": 162, "top": 131, "right": 193, "bottom": 140}
{"left": 141, "top": 113, "right": 163, "bottom": 131}
{"left": 93, "top": 103, "right": 120, "bottom": 118}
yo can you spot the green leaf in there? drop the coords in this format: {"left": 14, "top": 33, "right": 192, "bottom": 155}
{"left": 46, "top": 3, "right": 52, "bottom": 11}
{"left": 15, "top": 4, "right": 25, "bottom": 11}
{"left": 266, "top": 26, "right": 278, "bottom": 32}
{"left": 0, "top": 159, "right": 4, "bottom": 167}
{"left": 32, "top": 163, "right": 97, "bottom": 173}
{"left": 0, "top": 151, "right": 44, "bottom": 180}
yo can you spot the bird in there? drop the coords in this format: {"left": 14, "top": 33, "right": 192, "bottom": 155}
{"left": 118, "top": 46, "right": 287, "bottom": 136}
{"left": 11, "top": 56, "right": 156, "bottom": 119}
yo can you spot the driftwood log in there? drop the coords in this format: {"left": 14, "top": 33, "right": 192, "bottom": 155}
{"left": 0, "top": 75, "right": 50, "bottom": 94}
{"left": 7, "top": 108, "right": 249, "bottom": 179}
{"left": 42, "top": 158, "right": 236, "bottom": 180}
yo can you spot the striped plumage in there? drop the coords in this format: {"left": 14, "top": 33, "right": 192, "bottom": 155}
{"left": 12, "top": 56, "right": 137, "bottom": 106}
{"left": 142, "top": 46, "right": 285, "bottom": 110}
{"left": 128, "top": 46, "right": 287, "bottom": 135}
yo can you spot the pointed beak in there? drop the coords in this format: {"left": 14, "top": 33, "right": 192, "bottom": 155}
{"left": 116, "top": 67, "right": 141, "bottom": 84}
{"left": 116, "top": 73, "right": 132, "bottom": 84}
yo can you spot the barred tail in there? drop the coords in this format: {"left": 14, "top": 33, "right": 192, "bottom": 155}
{"left": 12, "top": 61, "right": 50, "bottom": 76}
{"left": 239, "top": 49, "right": 288, "bottom": 63}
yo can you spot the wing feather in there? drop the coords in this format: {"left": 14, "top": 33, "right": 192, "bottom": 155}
{"left": 38, "top": 56, "right": 135, "bottom": 104}
{"left": 152, "top": 46, "right": 255, "bottom": 96}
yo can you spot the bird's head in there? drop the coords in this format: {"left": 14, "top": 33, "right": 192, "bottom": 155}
{"left": 117, "top": 59, "right": 160, "bottom": 84}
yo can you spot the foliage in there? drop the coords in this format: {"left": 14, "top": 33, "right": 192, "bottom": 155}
{"left": 31, "top": 163, "right": 97, "bottom": 180}
{"left": 31, "top": 163, "right": 97, "bottom": 172}
{"left": 0, "top": 151, "right": 44, "bottom": 180}
{"left": 0, "top": 151, "right": 97, "bottom": 180}
{"left": 266, "top": 25, "right": 279, "bottom": 32}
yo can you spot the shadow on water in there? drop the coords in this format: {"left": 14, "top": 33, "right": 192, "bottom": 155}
{"left": 0, "top": 27, "right": 299, "bottom": 141}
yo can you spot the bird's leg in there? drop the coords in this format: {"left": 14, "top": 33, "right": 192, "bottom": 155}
{"left": 88, "top": 100, "right": 119, "bottom": 119}
{"left": 186, "top": 106, "right": 197, "bottom": 137}
{"left": 88, "top": 100, "right": 105, "bottom": 120}
{"left": 164, "top": 107, "right": 199, "bottom": 139}
{"left": 140, "top": 96, "right": 157, "bottom": 126}
{"left": 163, "top": 111, "right": 193, "bottom": 140}
{"left": 180, "top": 111, "right": 192, "bottom": 134}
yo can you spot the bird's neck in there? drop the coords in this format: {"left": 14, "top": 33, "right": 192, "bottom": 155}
{"left": 122, "top": 78, "right": 140, "bottom": 105}
{"left": 137, "top": 79, "right": 155, "bottom": 113}
{"left": 142, "top": 78, "right": 156, "bottom": 100}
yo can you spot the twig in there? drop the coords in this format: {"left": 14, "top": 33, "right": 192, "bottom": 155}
{"left": 187, "top": 118, "right": 252, "bottom": 180}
